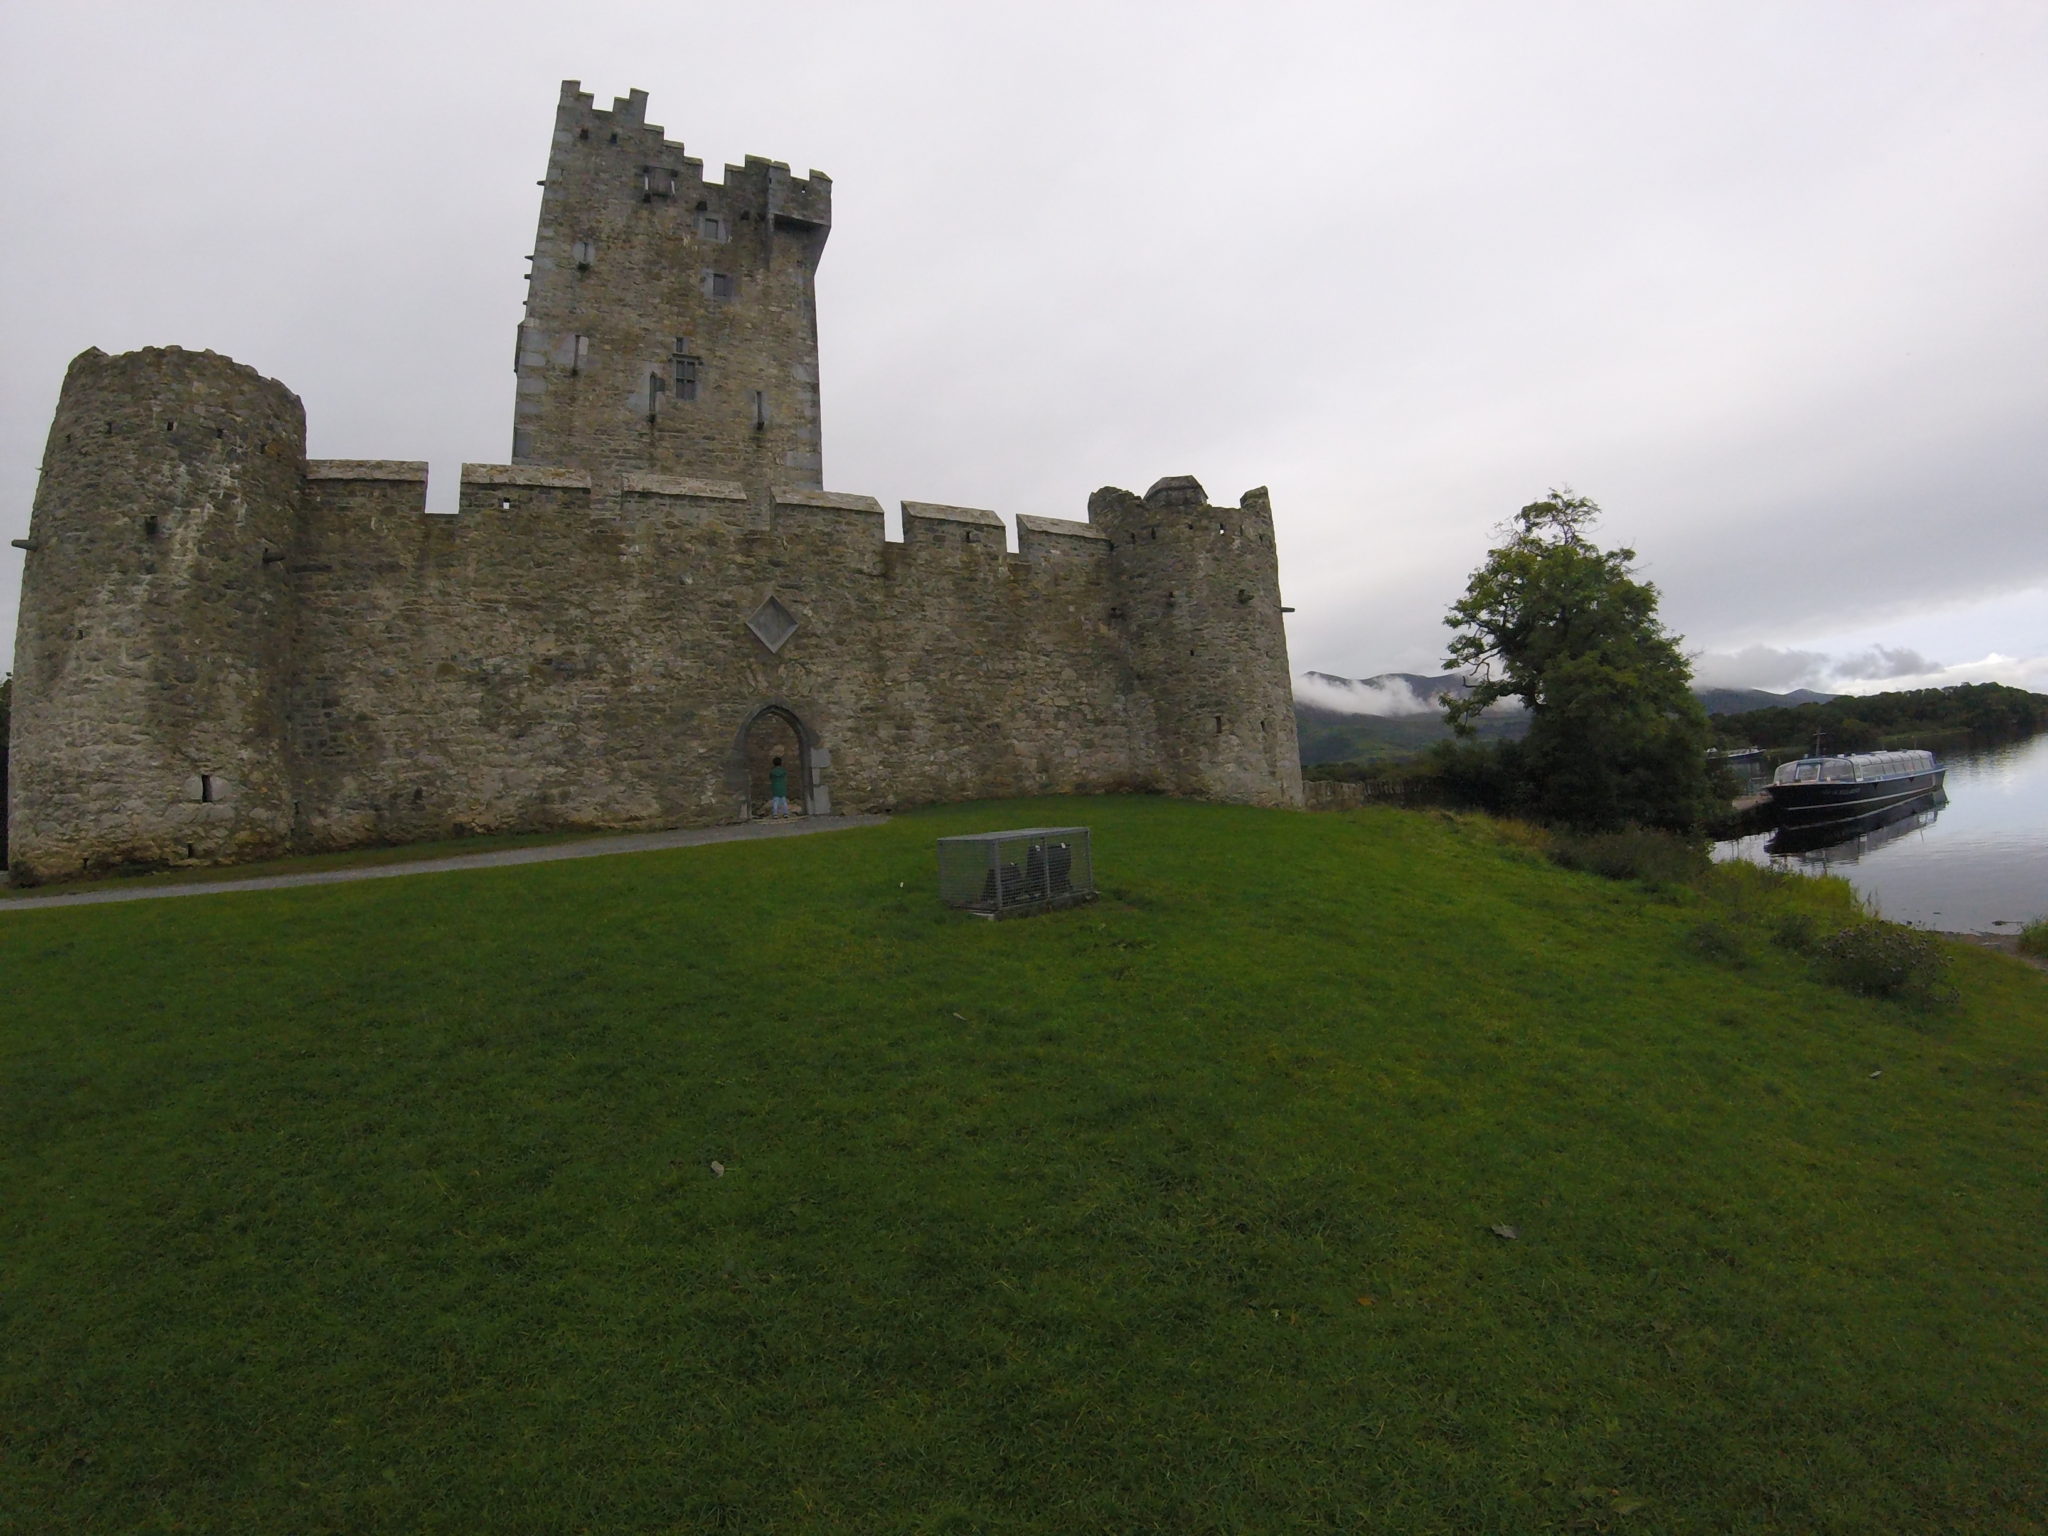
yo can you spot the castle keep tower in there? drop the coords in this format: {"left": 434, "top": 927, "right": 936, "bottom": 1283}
{"left": 511, "top": 82, "right": 831, "bottom": 496}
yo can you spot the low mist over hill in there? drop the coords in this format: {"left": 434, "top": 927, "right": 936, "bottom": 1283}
{"left": 1294, "top": 673, "right": 1523, "bottom": 766}
{"left": 1295, "top": 671, "right": 1839, "bottom": 766}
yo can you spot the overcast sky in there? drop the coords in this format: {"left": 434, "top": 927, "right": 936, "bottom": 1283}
{"left": 4, "top": 0, "right": 2044, "bottom": 700}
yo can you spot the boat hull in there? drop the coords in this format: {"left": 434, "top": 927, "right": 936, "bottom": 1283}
{"left": 1766, "top": 766, "right": 1946, "bottom": 820}
{"left": 1766, "top": 789, "right": 1945, "bottom": 856}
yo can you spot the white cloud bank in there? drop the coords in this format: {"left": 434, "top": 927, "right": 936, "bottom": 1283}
{"left": 1293, "top": 672, "right": 1449, "bottom": 716}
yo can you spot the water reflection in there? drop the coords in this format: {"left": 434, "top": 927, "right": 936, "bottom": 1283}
{"left": 1715, "top": 730, "right": 2048, "bottom": 933}
{"left": 1764, "top": 791, "right": 1945, "bottom": 859}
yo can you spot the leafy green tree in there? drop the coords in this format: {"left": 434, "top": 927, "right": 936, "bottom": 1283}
{"left": 1442, "top": 491, "right": 1719, "bottom": 831}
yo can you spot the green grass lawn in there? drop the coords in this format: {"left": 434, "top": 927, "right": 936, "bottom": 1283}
{"left": 3, "top": 797, "right": 2043, "bottom": 1533}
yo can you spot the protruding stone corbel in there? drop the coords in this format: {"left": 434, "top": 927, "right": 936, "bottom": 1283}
{"left": 10, "top": 537, "right": 39, "bottom": 551}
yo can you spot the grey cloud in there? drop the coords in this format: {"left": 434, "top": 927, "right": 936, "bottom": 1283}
{"left": 1692, "top": 644, "right": 1957, "bottom": 693}
{"left": 1691, "top": 647, "right": 1836, "bottom": 692}
{"left": 1834, "top": 646, "right": 1941, "bottom": 681}
{"left": 4, "top": 1, "right": 2046, "bottom": 687}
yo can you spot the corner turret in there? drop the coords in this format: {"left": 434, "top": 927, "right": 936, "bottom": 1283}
{"left": 8, "top": 347, "right": 305, "bottom": 880}
{"left": 1095, "top": 475, "right": 1302, "bottom": 806}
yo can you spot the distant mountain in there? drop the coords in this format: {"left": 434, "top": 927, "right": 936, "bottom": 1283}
{"left": 1696, "top": 687, "right": 1837, "bottom": 716}
{"left": 1295, "top": 672, "right": 1839, "bottom": 766}
{"left": 1710, "top": 681, "right": 2048, "bottom": 752}
{"left": 1294, "top": 673, "right": 1522, "bottom": 765}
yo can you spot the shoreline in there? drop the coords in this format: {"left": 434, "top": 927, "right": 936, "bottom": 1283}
{"left": 1936, "top": 930, "right": 2047, "bottom": 973}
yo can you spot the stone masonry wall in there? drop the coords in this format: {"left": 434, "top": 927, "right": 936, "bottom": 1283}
{"left": 9, "top": 348, "right": 305, "bottom": 876}
{"left": 273, "top": 466, "right": 1168, "bottom": 857}
{"left": 10, "top": 375, "right": 1299, "bottom": 880}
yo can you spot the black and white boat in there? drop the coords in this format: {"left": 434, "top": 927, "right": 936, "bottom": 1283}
{"left": 1765, "top": 748, "right": 1946, "bottom": 820}
{"left": 1765, "top": 788, "right": 1945, "bottom": 857}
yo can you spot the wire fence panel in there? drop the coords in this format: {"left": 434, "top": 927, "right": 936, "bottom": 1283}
{"left": 935, "top": 827, "right": 1095, "bottom": 918}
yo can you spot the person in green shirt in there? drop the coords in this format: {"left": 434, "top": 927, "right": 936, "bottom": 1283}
{"left": 769, "top": 756, "right": 791, "bottom": 818}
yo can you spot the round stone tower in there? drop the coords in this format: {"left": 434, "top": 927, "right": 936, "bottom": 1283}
{"left": 1094, "top": 475, "right": 1303, "bottom": 807}
{"left": 8, "top": 347, "right": 305, "bottom": 880}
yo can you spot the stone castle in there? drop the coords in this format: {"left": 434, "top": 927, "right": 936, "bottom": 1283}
{"left": 6, "top": 81, "right": 1300, "bottom": 882}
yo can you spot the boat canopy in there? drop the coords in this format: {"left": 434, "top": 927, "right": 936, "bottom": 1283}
{"left": 1771, "top": 749, "right": 1935, "bottom": 787}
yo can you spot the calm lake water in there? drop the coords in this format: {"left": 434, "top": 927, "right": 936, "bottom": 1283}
{"left": 1714, "top": 730, "right": 2048, "bottom": 934}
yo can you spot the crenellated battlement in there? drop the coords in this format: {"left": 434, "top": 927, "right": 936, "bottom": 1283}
{"left": 546, "top": 80, "right": 830, "bottom": 211}
{"left": 291, "top": 459, "right": 1133, "bottom": 574}
{"left": 1017, "top": 514, "right": 1111, "bottom": 559}
{"left": 903, "top": 501, "right": 1004, "bottom": 551}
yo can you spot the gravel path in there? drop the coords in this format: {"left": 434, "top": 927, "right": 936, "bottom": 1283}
{"left": 0, "top": 814, "right": 891, "bottom": 913}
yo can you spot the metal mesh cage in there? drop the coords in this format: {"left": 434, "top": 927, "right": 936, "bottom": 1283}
{"left": 936, "top": 826, "right": 1096, "bottom": 918}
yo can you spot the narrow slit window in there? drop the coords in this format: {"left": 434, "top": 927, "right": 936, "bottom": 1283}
{"left": 750, "top": 390, "right": 769, "bottom": 428}
{"left": 1214, "top": 716, "right": 1224, "bottom": 734}
{"left": 199, "top": 773, "right": 216, "bottom": 803}
{"left": 572, "top": 334, "right": 591, "bottom": 373}
{"left": 571, "top": 239, "right": 594, "bottom": 269}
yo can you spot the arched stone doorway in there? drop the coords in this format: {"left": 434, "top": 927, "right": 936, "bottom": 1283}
{"left": 730, "top": 703, "right": 831, "bottom": 821}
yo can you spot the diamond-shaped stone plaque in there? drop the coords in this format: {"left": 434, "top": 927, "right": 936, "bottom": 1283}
{"left": 746, "top": 596, "right": 799, "bottom": 653}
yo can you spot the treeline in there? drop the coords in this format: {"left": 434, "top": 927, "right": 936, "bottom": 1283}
{"left": 1712, "top": 681, "right": 2048, "bottom": 752}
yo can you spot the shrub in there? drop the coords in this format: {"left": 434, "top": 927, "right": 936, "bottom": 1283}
{"left": 1815, "top": 921, "right": 1952, "bottom": 1005}
{"left": 1687, "top": 918, "right": 1750, "bottom": 967}
{"left": 1427, "top": 737, "right": 1534, "bottom": 817}
{"left": 2020, "top": 919, "right": 2048, "bottom": 959}
{"left": 1484, "top": 818, "right": 1554, "bottom": 861}
{"left": 1769, "top": 910, "right": 1822, "bottom": 955}
{"left": 1700, "top": 862, "right": 1860, "bottom": 954}
{"left": 1548, "top": 828, "right": 1709, "bottom": 886}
